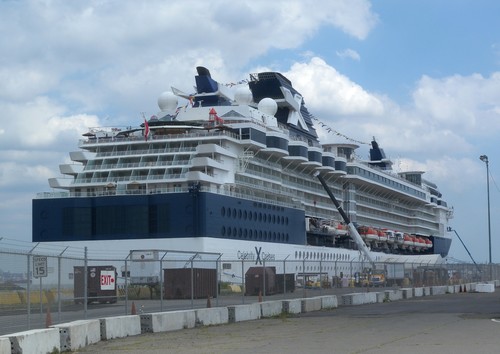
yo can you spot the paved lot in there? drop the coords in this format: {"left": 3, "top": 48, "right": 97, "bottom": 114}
{"left": 74, "top": 291, "right": 500, "bottom": 354}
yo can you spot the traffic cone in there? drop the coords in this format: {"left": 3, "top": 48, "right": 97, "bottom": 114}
{"left": 45, "top": 306, "right": 52, "bottom": 328}
{"left": 258, "top": 290, "right": 262, "bottom": 303}
{"left": 131, "top": 301, "right": 137, "bottom": 315}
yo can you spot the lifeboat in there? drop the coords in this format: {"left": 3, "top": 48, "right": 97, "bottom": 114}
{"left": 336, "top": 222, "right": 348, "bottom": 237}
{"left": 358, "top": 226, "right": 379, "bottom": 241}
{"left": 413, "top": 236, "right": 425, "bottom": 251}
{"left": 403, "top": 234, "right": 413, "bottom": 248}
{"left": 377, "top": 229, "right": 388, "bottom": 242}
{"left": 424, "top": 238, "right": 433, "bottom": 249}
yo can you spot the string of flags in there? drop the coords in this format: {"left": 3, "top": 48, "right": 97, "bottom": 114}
{"left": 311, "top": 116, "right": 369, "bottom": 145}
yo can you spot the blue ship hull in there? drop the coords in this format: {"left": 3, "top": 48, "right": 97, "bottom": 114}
{"left": 33, "top": 192, "right": 306, "bottom": 244}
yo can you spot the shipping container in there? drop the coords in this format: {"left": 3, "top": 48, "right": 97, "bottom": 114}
{"left": 245, "top": 266, "right": 277, "bottom": 296}
{"left": 163, "top": 268, "right": 217, "bottom": 299}
{"left": 73, "top": 266, "right": 118, "bottom": 304}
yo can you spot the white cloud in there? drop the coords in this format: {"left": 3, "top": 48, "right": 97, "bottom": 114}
{"left": 286, "top": 57, "right": 384, "bottom": 117}
{"left": 413, "top": 73, "right": 500, "bottom": 134}
{"left": 336, "top": 49, "right": 361, "bottom": 61}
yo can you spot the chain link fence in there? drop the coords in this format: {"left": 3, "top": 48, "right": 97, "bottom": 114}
{"left": 1, "top": 248, "right": 498, "bottom": 335}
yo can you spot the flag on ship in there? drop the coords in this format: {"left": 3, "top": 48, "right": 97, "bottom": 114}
{"left": 144, "top": 118, "right": 150, "bottom": 141}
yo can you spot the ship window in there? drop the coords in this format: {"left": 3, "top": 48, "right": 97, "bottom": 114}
{"left": 244, "top": 229, "right": 248, "bottom": 238}
{"left": 221, "top": 207, "right": 225, "bottom": 217}
{"left": 273, "top": 232, "right": 276, "bottom": 241}
{"left": 239, "top": 228, "right": 242, "bottom": 237}
{"left": 259, "top": 213, "right": 262, "bottom": 221}
{"left": 254, "top": 211, "right": 257, "bottom": 220}
{"left": 263, "top": 214, "right": 266, "bottom": 222}
{"left": 272, "top": 215, "right": 276, "bottom": 223}
{"left": 221, "top": 226, "right": 226, "bottom": 236}
{"left": 286, "top": 234, "right": 289, "bottom": 242}
{"left": 233, "top": 227, "right": 237, "bottom": 236}
{"left": 244, "top": 210, "right": 247, "bottom": 219}
{"left": 232, "top": 209, "right": 236, "bottom": 218}
{"left": 295, "top": 251, "right": 298, "bottom": 259}
{"left": 227, "top": 227, "right": 231, "bottom": 236}
{"left": 238, "top": 210, "right": 242, "bottom": 219}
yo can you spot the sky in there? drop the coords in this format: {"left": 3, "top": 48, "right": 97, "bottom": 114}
{"left": 0, "top": 0, "right": 499, "bottom": 263}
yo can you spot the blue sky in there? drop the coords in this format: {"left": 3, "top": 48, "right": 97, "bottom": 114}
{"left": 1, "top": 0, "right": 499, "bottom": 262}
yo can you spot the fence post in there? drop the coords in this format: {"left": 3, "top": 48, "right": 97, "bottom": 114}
{"left": 27, "top": 253, "right": 31, "bottom": 330}
{"left": 124, "top": 255, "right": 129, "bottom": 315}
{"left": 159, "top": 253, "right": 164, "bottom": 312}
{"left": 262, "top": 259, "right": 266, "bottom": 301}
{"left": 241, "top": 258, "right": 245, "bottom": 304}
{"left": 190, "top": 257, "right": 194, "bottom": 309}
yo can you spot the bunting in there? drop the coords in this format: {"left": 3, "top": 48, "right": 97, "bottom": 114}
{"left": 311, "top": 116, "right": 369, "bottom": 145}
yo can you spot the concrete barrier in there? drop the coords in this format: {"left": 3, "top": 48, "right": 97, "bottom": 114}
{"left": 413, "top": 287, "right": 424, "bottom": 297}
{"left": 422, "top": 287, "right": 431, "bottom": 296}
{"left": 301, "top": 297, "right": 322, "bottom": 312}
{"left": 282, "top": 299, "right": 302, "bottom": 314}
{"left": 476, "top": 283, "right": 495, "bottom": 293}
{"left": 447, "top": 286, "right": 456, "bottom": 294}
{"left": 384, "top": 290, "right": 403, "bottom": 301}
{"left": 4, "top": 328, "right": 60, "bottom": 354}
{"left": 195, "top": 307, "right": 229, "bottom": 326}
{"left": 317, "top": 295, "right": 338, "bottom": 309}
{"left": 341, "top": 292, "right": 378, "bottom": 306}
{"left": 53, "top": 319, "right": 101, "bottom": 351}
{"left": 100, "top": 315, "right": 141, "bottom": 340}
{"left": 260, "top": 301, "right": 284, "bottom": 318}
{"left": 430, "top": 286, "right": 447, "bottom": 295}
{"left": 401, "top": 288, "right": 413, "bottom": 299}
{"left": 0, "top": 337, "right": 10, "bottom": 354}
{"left": 228, "top": 303, "right": 261, "bottom": 323}
{"left": 141, "top": 310, "right": 196, "bottom": 333}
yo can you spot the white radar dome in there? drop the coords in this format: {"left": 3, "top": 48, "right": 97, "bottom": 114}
{"left": 158, "top": 91, "right": 178, "bottom": 112}
{"left": 257, "top": 97, "right": 277, "bottom": 116}
{"left": 234, "top": 86, "right": 253, "bottom": 105}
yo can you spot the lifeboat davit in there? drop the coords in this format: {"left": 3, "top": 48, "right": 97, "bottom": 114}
{"left": 384, "top": 229, "right": 395, "bottom": 244}
{"left": 394, "top": 232, "right": 404, "bottom": 245}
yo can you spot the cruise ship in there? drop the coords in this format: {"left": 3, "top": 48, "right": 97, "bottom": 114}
{"left": 33, "top": 67, "right": 453, "bottom": 279}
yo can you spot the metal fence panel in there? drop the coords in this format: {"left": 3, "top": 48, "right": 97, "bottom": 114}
{"left": 1, "top": 248, "right": 499, "bottom": 336}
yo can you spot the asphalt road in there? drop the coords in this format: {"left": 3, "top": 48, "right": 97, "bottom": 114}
{"left": 74, "top": 290, "right": 500, "bottom": 354}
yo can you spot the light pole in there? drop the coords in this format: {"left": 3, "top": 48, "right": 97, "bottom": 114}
{"left": 479, "top": 155, "right": 492, "bottom": 265}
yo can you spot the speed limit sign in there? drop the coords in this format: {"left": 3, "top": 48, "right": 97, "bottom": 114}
{"left": 33, "top": 256, "right": 48, "bottom": 278}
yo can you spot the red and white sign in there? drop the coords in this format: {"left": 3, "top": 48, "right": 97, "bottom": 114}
{"left": 100, "top": 270, "right": 116, "bottom": 290}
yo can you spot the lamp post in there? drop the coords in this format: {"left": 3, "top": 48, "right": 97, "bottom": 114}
{"left": 479, "top": 155, "right": 492, "bottom": 266}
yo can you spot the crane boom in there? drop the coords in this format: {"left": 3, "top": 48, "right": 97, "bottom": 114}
{"left": 314, "top": 172, "right": 375, "bottom": 266}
